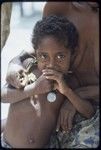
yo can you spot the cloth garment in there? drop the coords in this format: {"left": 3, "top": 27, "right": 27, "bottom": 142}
{"left": 48, "top": 107, "right": 99, "bottom": 148}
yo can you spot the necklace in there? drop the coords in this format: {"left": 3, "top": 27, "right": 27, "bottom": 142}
{"left": 47, "top": 91, "right": 57, "bottom": 102}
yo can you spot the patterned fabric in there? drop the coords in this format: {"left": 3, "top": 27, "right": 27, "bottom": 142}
{"left": 48, "top": 108, "right": 99, "bottom": 148}
{"left": 1, "top": 133, "right": 12, "bottom": 148}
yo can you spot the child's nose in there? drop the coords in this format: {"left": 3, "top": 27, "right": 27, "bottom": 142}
{"left": 46, "top": 59, "right": 55, "bottom": 68}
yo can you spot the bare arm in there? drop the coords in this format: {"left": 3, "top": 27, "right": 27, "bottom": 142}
{"left": 43, "top": 69, "right": 95, "bottom": 119}
{"left": 43, "top": 2, "right": 69, "bottom": 17}
{"left": 63, "top": 86, "right": 95, "bottom": 119}
{"left": 1, "top": 74, "right": 52, "bottom": 104}
{"left": 1, "top": 83, "right": 37, "bottom": 103}
{"left": 75, "top": 85, "right": 99, "bottom": 102}
{"left": 56, "top": 85, "right": 99, "bottom": 132}
{"left": 8, "top": 50, "right": 35, "bottom": 66}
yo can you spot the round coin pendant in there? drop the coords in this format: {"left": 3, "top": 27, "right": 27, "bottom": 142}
{"left": 47, "top": 92, "right": 56, "bottom": 102}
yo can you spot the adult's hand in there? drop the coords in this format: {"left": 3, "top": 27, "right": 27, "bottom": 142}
{"left": 56, "top": 100, "right": 76, "bottom": 133}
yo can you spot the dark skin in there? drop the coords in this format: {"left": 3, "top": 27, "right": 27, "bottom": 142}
{"left": 1, "top": 37, "right": 65, "bottom": 148}
{"left": 38, "top": 2, "right": 99, "bottom": 131}
{"left": 3, "top": 2, "right": 99, "bottom": 133}
{"left": 1, "top": 36, "right": 95, "bottom": 148}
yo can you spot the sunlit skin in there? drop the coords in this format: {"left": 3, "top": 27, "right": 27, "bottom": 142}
{"left": 1, "top": 36, "right": 71, "bottom": 148}
{"left": 1, "top": 3, "right": 99, "bottom": 148}
{"left": 36, "top": 36, "right": 94, "bottom": 118}
{"left": 36, "top": 36, "right": 73, "bottom": 96}
{"left": 42, "top": 2, "right": 99, "bottom": 133}
{"left": 37, "top": 37, "right": 71, "bottom": 73}
{"left": 2, "top": 35, "right": 94, "bottom": 148}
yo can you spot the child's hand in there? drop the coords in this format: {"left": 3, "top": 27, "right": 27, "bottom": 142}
{"left": 34, "top": 74, "right": 53, "bottom": 94}
{"left": 42, "top": 69, "right": 68, "bottom": 94}
{"left": 56, "top": 100, "right": 76, "bottom": 133}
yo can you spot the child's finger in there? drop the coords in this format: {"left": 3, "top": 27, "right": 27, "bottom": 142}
{"left": 44, "top": 74, "right": 58, "bottom": 82}
{"left": 42, "top": 69, "right": 59, "bottom": 75}
{"left": 68, "top": 114, "right": 73, "bottom": 131}
{"left": 53, "top": 83, "right": 58, "bottom": 90}
{"left": 63, "top": 115, "right": 68, "bottom": 132}
{"left": 56, "top": 115, "right": 61, "bottom": 132}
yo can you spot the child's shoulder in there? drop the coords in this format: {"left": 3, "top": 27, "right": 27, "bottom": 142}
{"left": 65, "top": 73, "right": 80, "bottom": 89}
{"left": 22, "top": 57, "right": 42, "bottom": 79}
{"left": 22, "top": 57, "right": 37, "bottom": 71}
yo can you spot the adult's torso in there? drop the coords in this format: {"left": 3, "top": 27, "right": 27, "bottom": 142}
{"left": 43, "top": 2, "right": 99, "bottom": 86}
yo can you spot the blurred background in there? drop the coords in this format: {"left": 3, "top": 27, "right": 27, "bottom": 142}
{"left": 1, "top": 2, "right": 46, "bottom": 120}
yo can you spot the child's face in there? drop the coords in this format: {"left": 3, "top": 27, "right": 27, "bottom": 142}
{"left": 36, "top": 36, "right": 71, "bottom": 74}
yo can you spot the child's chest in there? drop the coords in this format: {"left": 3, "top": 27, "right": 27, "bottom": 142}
{"left": 36, "top": 91, "right": 65, "bottom": 113}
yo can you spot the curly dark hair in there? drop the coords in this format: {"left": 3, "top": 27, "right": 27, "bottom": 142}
{"left": 32, "top": 15, "right": 79, "bottom": 54}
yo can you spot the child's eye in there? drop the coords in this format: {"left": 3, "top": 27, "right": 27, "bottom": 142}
{"left": 57, "top": 54, "right": 65, "bottom": 60}
{"left": 38, "top": 54, "right": 48, "bottom": 61}
{"left": 41, "top": 54, "right": 47, "bottom": 59}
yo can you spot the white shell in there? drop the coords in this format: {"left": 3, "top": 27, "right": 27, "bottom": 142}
{"left": 47, "top": 92, "right": 56, "bottom": 102}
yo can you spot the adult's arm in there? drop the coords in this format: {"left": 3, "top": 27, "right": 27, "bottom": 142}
{"left": 43, "top": 2, "right": 69, "bottom": 17}
{"left": 56, "top": 84, "right": 99, "bottom": 132}
{"left": 74, "top": 85, "right": 99, "bottom": 102}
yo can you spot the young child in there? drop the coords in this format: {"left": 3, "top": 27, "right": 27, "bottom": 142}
{"left": 1, "top": 15, "right": 94, "bottom": 148}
